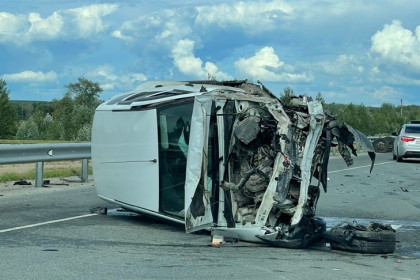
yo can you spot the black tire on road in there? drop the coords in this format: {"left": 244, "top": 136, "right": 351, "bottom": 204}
{"left": 396, "top": 149, "right": 403, "bottom": 162}
{"left": 373, "top": 138, "right": 389, "bottom": 153}
{"left": 325, "top": 223, "right": 396, "bottom": 254}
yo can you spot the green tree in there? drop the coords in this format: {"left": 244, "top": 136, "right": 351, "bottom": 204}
{"left": 76, "top": 123, "right": 92, "bottom": 141}
{"left": 47, "top": 78, "right": 103, "bottom": 141}
{"left": 338, "top": 103, "right": 357, "bottom": 126}
{"left": 0, "top": 79, "right": 18, "bottom": 139}
{"left": 315, "top": 92, "right": 326, "bottom": 107}
{"left": 65, "top": 77, "right": 103, "bottom": 108}
{"left": 52, "top": 95, "right": 75, "bottom": 140}
{"left": 373, "top": 103, "right": 403, "bottom": 134}
{"left": 279, "top": 87, "right": 295, "bottom": 105}
{"left": 15, "top": 116, "right": 40, "bottom": 140}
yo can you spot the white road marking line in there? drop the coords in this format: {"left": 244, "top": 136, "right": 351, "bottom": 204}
{"left": 328, "top": 161, "right": 394, "bottom": 174}
{"left": 0, "top": 213, "right": 97, "bottom": 234}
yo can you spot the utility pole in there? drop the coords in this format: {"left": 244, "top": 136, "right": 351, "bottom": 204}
{"left": 400, "top": 99, "right": 403, "bottom": 117}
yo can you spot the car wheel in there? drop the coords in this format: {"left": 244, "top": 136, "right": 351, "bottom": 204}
{"left": 373, "top": 138, "right": 389, "bottom": 153}
{"left": 396, "top": 149, "right": 403, "bottom": 162}
{"left": 325, "top": 222, "right": 396, "bottom": 254}
{"left": 392, "top": 153, "right": 396, "bottom": 160}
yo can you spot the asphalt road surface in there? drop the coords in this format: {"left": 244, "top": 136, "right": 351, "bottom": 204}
{"left": 0, "top": 152, "right": 419, "bottom": 280}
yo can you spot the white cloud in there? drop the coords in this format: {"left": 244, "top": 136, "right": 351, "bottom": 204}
{"left": 371, "top": 67, "right": 380, "bottom": 74}
{"left": 171, "top": 39, "right": 233, "bottom": 80}
{"left": 234, "top": 46, "right": 311, "bottom": 82}
{"left": 28, "top": 12, "right": 63, "bottom": 41}
{"left": 321, "top": 91, "right": 347, "bottom": 100}
{"left": 371, "top": 86, "right": 402, "bottom": 102}
{"left": 371, "top": 20, "right": 420, "bottom": 72}
{"left": 0, "top": 12, "right": 29, "bottom": 44}
{"left": 112, "top": 9, "right": 194, "bottom": 51}
{"left": 111, "top": 30, "right": 132, "bottom": 43}
{"left": 85, "top": 65, "right": 147, "bottom": 90}
{"left": 0, "top": 4, "right": 118, "bottom": 45}
{"left": 195, "top": 0, "right": 293, "bottom": 34}
{"left": 313, "top": 55, "right": 364, "bottom": 75}
{"left": 66, "top": 5, "right": 118, "bottom": 38}
{"left": 2, "top": 71, "right": 57, "bottom": 83}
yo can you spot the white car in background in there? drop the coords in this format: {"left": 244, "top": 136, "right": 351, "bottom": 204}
{"left": 393, "top": 123, "right": 420, "bottom": 162}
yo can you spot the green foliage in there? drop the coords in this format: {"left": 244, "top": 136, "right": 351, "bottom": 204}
{"left": 279, "top": 87, "right": 295, "bottom": 105}
{"left": 5, "top": 82, "right": 420, "bottom": 141}
{"left": 7, "top": 77, "right": 103, "bottom": 141}
{"left": 76, "top": 123, "right": 92, "bottom": 141}
{"left": 0, "top": 79, "right": 18, "bottom": 139}
{"left": 315, "top": 92, "right": 326, "bottom": 107}
{"left": 65, "top": 77, "right": 103, "bottom": 108}
{"left": 0, "top": 166, "right": 93, "bottom": 183}
{"left": 278, "top": 87, "right": 420, "bottom": 136}
{"left": 46, "top": 78, "right": 103, "bottom": 141}
{"left": 15, "top": 116, "right": 40, "bottom": 140}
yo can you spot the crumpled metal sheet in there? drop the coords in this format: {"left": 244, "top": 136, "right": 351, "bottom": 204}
{"left": 331, "top": 124, "right": 376, "bottom": 172}
{"left": 345, "top": 124, "right": 376, "bottom": 172}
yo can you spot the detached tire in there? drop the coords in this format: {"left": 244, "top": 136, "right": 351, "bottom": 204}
{"left": 373, "top": 138, "right": 389, "bottom": 153}
{"left": 326, "top": 222, "right": 396, "bottom": 254}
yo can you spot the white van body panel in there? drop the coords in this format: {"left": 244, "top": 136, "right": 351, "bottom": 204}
{"left": 91, "top": 109, "right": 159, "bottom": 212}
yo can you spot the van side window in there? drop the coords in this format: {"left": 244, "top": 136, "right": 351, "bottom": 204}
{"left": 158, "top": 101, "right": 194, "bottom": 217}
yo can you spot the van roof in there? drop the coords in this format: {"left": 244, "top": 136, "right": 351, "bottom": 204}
{"left": 96, "top": 81, "right": 246, "bottom": 111}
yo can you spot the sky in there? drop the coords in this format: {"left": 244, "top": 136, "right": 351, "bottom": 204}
{"left": 1, "top": 0, "right": 420, "bottom": 106}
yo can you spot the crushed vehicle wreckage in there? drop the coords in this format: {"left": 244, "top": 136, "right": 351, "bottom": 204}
{"left": 91, "top": 80, "right": 376, "bottom": 248}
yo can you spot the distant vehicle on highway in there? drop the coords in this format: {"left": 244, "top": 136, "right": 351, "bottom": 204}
{"left": 393, "top": 124, "right": 420, "bottom": 161}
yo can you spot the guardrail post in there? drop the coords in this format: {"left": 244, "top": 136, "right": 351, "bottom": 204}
{"left": 35, "top": 162, "right": 44, "bottom": 187}
{"left": 81, "top": 159, "right": 88, "bottom": 182}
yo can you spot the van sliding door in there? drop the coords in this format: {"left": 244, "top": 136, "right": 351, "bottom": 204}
{"left": 157, "top": 101, "right": 193, "bottom": 217}
{"left": 92, "top": 109, "right": 159, "bottom": 212}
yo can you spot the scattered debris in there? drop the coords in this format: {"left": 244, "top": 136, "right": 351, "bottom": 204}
{"left": 42, "top": 249, "right": 59, "bottom": 252}
{"left": 42, "top": 179, "right": 69, "bottom": 187}
{"left": 13, "top": 179, "right": 31, "bottom": 185}
{"left": 210, "top": 229, "right": 239, "bottom": 247}
{"left": 90, "top": 207, "right": 108, "bottom": 214}
{"left": 71, "top": 169, "right": 81, "bottom": 179}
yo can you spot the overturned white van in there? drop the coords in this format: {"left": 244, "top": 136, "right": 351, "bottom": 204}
{"left": 91, "top": 80, "right": 375, "bottom": 247}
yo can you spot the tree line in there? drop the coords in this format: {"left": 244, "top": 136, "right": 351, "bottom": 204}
{"left": 280, "top": 87, "right": 420, "bottom": 136}
{"left": 0, "top": 80, "right": 419, "bottom": 141}
{"left": 0, "top": 78, "right": 102, "bottom": 141}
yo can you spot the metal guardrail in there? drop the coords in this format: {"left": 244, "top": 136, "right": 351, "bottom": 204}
{"left": 0, "top": 143, "right": 91, "bottom": 187}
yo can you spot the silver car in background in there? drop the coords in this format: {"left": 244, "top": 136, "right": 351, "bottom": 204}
{"left": 393, "top": 124, "right": 420, "bottom": 161}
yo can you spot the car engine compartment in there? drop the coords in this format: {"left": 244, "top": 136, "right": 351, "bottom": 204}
{"left": 185, "top": 80, "right": 376, "bottom": 248}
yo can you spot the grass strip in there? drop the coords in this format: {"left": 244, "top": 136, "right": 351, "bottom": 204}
{"left": 0, "top": 168, "right": 93, "bottom": 183}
